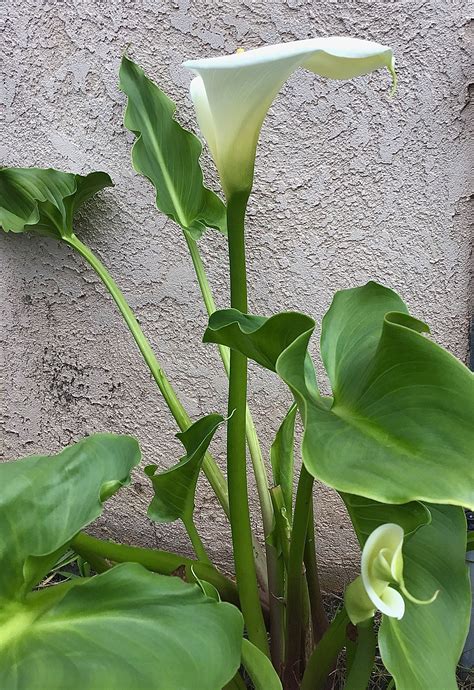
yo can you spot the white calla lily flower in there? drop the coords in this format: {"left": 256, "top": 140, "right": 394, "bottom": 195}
{"left": 345, "top": 523, "right": 438, "bottom": 625}
{"left": 183, "top": 37, "right": 395, "bottom": 197}
{"left": 360, "top": 523, "right": 406, "bottom": 620}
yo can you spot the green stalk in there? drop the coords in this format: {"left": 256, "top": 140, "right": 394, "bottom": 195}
{"left": 284, "top": 465, "right": 314, "bottom": 688}
{"left": 185, "top": 231, "right": 274, "bottom": 538}
{"left": 300, "top": 607, "right": 349, "bottom": 690}
{"left": 344, "top": 620, "right": 376, "bottom": 690}
{"left": 65, "top": 234, "right": 228, "bottom": 514}
{"left": 226, "top": 192, "right": 269, "bottom": 657}
{"left": 183, "top": 517, "right": 212, "bottom": 565}
{"left": 270, "top": 554, "right": 286, "bottom": 676}
{"left": 71, "top": 532, "right": 239, "bottom": 605}
{"left": 304, "top": 503, "right": 328, "bottom": 643}
{"left": 184, "top": 231, "right": 283, "bottom": 608}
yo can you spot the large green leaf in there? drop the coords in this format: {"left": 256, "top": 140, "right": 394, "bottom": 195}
{"left": 0, "top": 435, "right": 243, "bottom": 689}
{"left": 145, "top": 413, "right": 224, "bottom": 524}
{"left": 0, "top": 167, "right": 113, "bottom": 238}
{"left": 0, "top": 562, "right": 243, "bottom": 690}
{"left": 379, "top": 505, "right": 470, "bottom": 690}
{"left": 204, "top": 282, "right": 474, "bottom": 508}
{"left": 120, "top": 55, "right": 226, "bottom": 239}
{"left": 0, "top": 434, "right": 140, "bottom": 599}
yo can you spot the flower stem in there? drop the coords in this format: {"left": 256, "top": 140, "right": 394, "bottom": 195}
{"left": 184, "top": 231, "right": 271, "bottom": 591}
{"left": 284, "top": 465, "right": 314, "bottom": 688}
{"left": 226, "top": 192, "right": 269, "bottom": 657}
{"left": 65, "top": 234, "right": 228, "bottom": 515}
{"left": 185, "top": 234, "right": 270, "bottom": 511}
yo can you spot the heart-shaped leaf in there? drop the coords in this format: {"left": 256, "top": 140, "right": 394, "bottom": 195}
{"left": 379, "top": 504, "right": 470, "bottom": 690}
{"left": 0, "top": 433, "right": 140, "bottom": 599}
{"left": 0, "top": 562, "right": 243, "bottom": 690}
{"left": 145, "top": 413, "right": 224, "bottom": 524}
{"left": 120, "top": 55, "right": 226, "bottom": 239}
{"left": 204, "top": 282, "right": 474, "bottom": 508}
{"left": 0, "top": 167, "right": 113, "bottom": 238}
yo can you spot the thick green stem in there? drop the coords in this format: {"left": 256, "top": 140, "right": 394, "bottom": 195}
{"left": 183, "top": 517, "right": 211, "bottom": 565}
{"left": 65, "top": 234, "right": 228, "bottom": 515}
{"left": 304, "top": 503, "right": 328, "bottom": 644}
{"left": 185, "top": 232, "right": 273, "bottom": 534}
{"left": 301, "top": 607, "right": 350, "bottom": 690}
{"left": 71, "top": 532, "right": 239, "bottom": 606}
{"left": 185, "top": 231, "right": 271, "bottom": 592}
{"left": 344, "top": 620, "right": 376, "bottom": 690}
{"left": 284, "top": 465, "right": 314, "bottom": 688}
{"left": 226, "top": 192, "right": 269, "bottom": 657}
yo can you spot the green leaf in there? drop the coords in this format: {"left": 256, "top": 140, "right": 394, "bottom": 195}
{"left": 241, "top": 639, "right": 283, "bottom": 690}
{"left": 318, "top": 281, "right": 474, "bottom": 507}
{"left": 0, "top": 563, "right": 243, "bottom": 690}
{"left": 379, "top": 505, "right": 470, "bottom": 690}
{"left": 145, "top": 413, "right": 224, "bottom": 523}
{"left": 204, "top": 282, "right": 474, "bottom": 508}
{"left": 270, "top": 403, "right": 297, "bottom": 518}
{"left": 0, "top": 433, "right": 140, "bottom": 599}
{"left": 119, "top": 55, "right": 226, "bottom": 239}
{"left": 0, "top": 167, "right": 113, "bottom": 238}
{"left": 341, "top": 494, "right": 431, "bottom": 547}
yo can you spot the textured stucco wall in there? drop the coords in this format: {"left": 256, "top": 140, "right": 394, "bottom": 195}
{"left": 1, "top": 0, "right": 472, "bottom": 589}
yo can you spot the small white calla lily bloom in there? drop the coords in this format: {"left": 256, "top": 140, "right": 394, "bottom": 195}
{"left": 360, "top": 523, "right": 406, "bottom": 619}
{"left": 183, "top": 37, "right": 395, "bottom": 197}
{"left": 345, "top": 523, "right": 438, "bottom": 625}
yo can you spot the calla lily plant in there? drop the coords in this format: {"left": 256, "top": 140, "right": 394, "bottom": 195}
{"left": 1, "top": 32, "right": 472, "bottom": 690}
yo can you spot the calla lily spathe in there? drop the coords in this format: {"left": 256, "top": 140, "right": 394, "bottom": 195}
{"left": 345, "top": 523, "right": 438, "bottom": 625}
{"left": 183, "top": 37, "right": 396, "bottom": 197}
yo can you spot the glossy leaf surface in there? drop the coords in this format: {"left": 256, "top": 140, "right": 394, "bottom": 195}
{"left": 0, "top": 167, "right": 112, "bottom": 238}
{"left": 0, "top": 563, "right": 243, "bottom": 690}
{"left": 379, "top": 505, "right": 469, "bottom": 690}
{"left": 204, "top": 282, "right": 474, "bottom": 508}
{"left": 0, "top": 434, "right": 140, "bottom": 599}
{"left": 145, "top": 413, "right": 224, "bottom": 523}
{"left": 120, "top": 55, "right": 226, "bottom": 239}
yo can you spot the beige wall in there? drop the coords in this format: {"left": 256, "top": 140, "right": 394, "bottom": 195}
{"left": 2, "top": 0, "right": 472, "bottom": 589}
